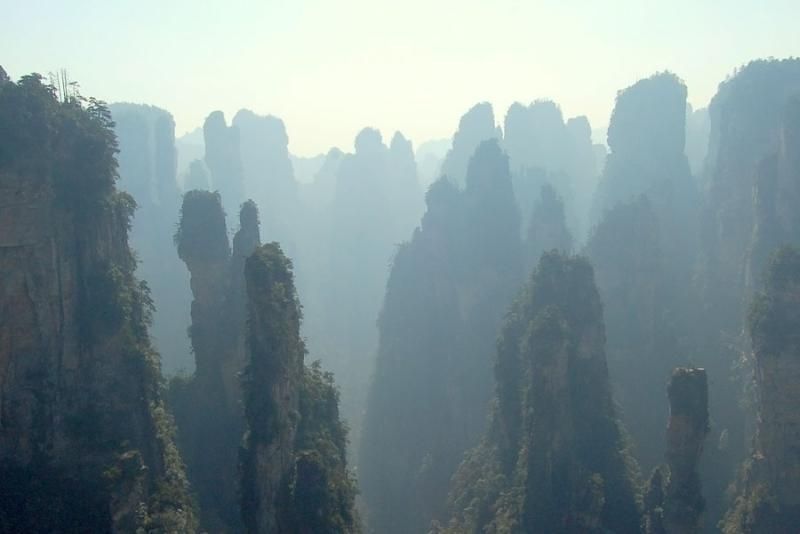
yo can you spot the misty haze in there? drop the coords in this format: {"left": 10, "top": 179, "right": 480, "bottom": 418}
{"left": 1, "top": 1, "right": 800, "bottom": 533}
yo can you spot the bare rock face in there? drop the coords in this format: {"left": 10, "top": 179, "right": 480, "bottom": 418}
{"left": 723, "top": 247, "right": 800, "bottom": 533}
{"left": 240, "top": 243, "right": 304, "bottom": 533}
{"left": 0, "top": 72, "right": 194, "bottom": 532}
{"left": 651, "top": 368, "right": 710, "bottom": 534}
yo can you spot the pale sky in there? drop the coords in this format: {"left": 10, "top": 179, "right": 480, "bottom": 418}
{"left": 2, "top": 0, "right": 798, "bottom": 155}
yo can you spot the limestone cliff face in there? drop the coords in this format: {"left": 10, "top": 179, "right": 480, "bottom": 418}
{"left": 724, "top": 247, "right": 800, "bottom": 533}
{"left": 0, "top": 72, "right": 194, "bottom": 532}
{"left": 439, "top": 252, "right": 641, "bottom": 534}
{"left": 644, "top": 368, "right": 709, "bottom": 534}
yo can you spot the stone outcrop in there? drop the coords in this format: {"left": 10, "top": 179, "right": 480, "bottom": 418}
{"left": 175, "top": 190, "right": 234, "bottom": 391}
{"left": 312, "top": 126, "right": 422, "bottom": 465}
{"left": 748, "top": 96, "right": 800, "bottom": 286}
{"left": 438, "top": 252, "right": 641, "bottom": 534}
{"left": 110, "top": 103, "right": 193, "bottom": 373}
{"left": 585, "top": 196, "right": 670, "bottom": 472}
{"left": 359, "top": 139, "right": 523, "bottom": 533}
{"left": 440, "top": 102, "right": 499, "bottom": 185}
{"left": 232, "top": 109, "right": 298, "bottom": 248}
{"left": 723, "top": 247, "right": 800, "bottom": 533}
{"left": 170, "top": 193, "right": 360, "bottom": 531}
{"left": 503, "top": 100, "right": 597, "bottom": 240}
{"left": 701, "top": 59, "right": 800, "bottom": 527}
{"left": 0, "top": 71, "right": 194, "bottom": 532}
{"left": 704, "top": 59, "right": 800, "bottom": 312}
{"left": 170, "top": 191, "right": 261, "bottom": 531}
{"left": 587, "top": 72, "right": 703, "bottom": 477}
{"left": 240, "top": 243, "right": 304, "bottom": 533}
{"left": 644, "top": 368, "right": 710, "bottom": 534}
{"left": 525, "top": 183, "right": 573, "bottom": 271}
{"left": 664, "top": 368, "right": 710, "bottom": 533}
{"left": 593, "top": 72, "right": 697, "bottom": 266}
{"left": 204, "top": 110, "right": 245, "bottom": 219}
{"left": 240, "top": 243, "right": 359, "bottom": 533}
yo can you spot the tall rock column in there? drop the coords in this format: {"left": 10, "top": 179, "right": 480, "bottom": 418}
{"left": 661, "top": 368, "right": 710, "bottom": 534}
{"left": 171, "top": 190, "right": 242, "bottom": 531}
{"left": 240, "top": 243, "right": 304, "bottom": 533}
{"left": 439, "top": 252, "right": 641, "bottom": 534}
{"left": 175, "top": 190, "right": 232, "bottom": 386}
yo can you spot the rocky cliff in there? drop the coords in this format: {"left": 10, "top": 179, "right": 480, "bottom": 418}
{"left": 437, "top": 252, "right": 641, "bottom": 534}
{"left": 359, "top": 139, "right": 523, "bottom": 533}
{"left": 0, "top": 71, "right": 195, "bottom": 532}
{"left": 441, "top": 102, "right": 499, "bottom": 185}
{"left": 748, "top": 96, "right": 800, "bottom": 286}
{"left": 240, "top": 243, "right": 359, "bottom": 533}
{"left": 110, "top": 102, "right": 192, "bottom": 373}
{"left": 204, "top": 110, "right": 245, "bottom": 218}
{"left": 644, "top": 367, "right": 709, "bottom": 534}
{"left": 169, "top": 190, "right": 252, "bottom": 531}
{"left": 723, "top": 247, "right": 800, "bottom": 533}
